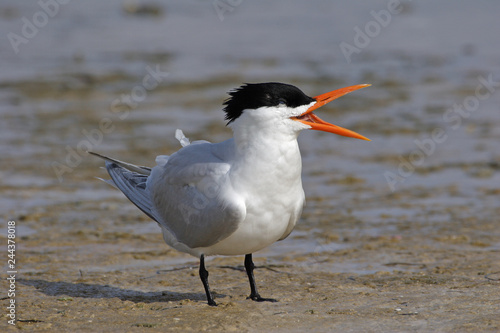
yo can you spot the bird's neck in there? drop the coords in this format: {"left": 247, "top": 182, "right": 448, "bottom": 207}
{"left": 232, "top": 124, "right": 300, "bottom": 159}
{"left": 231, "top": 119, "right": 300, "bottom": 152}
{"left": 230, "top": 127, "right": 303, "bottom": 190}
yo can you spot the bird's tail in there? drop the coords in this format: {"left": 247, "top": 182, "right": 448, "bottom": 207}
{"left": 88, "top": 152, "right": 159, "bottom": 223}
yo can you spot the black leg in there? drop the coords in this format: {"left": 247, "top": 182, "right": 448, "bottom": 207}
{"left": 199, "top": 254, "right": 217, "bottom": 306}
{"left": 244, "top": 254, "right": 277, "bottom": 302}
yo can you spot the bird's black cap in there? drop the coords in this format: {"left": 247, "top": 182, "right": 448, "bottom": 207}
{"left": 223, "top": 82, "right": 315, "bottom": 124}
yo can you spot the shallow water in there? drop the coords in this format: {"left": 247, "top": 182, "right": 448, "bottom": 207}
{"left": 2, "top": 0, "right": 500, "bottom": 278}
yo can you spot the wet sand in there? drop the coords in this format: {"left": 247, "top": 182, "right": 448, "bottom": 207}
{"left": 3, "top": 193, "right": 500, "bottom": 332}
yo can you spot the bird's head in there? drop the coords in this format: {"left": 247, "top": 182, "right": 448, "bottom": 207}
{"left": 223, "top": 82, "right": 370, "bottom": 141}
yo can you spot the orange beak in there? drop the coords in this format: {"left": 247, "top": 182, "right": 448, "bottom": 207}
{"left": 291, "top": 84, "right": 371, "bottom": 141}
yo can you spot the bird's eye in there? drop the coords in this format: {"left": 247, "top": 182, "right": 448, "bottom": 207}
{"left": 278, "top": 99, "right": 286, "bottom": 106}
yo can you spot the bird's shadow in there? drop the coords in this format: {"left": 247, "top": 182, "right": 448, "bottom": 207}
{"left": 19, "top": 279, "right": 218, "bottom": 304}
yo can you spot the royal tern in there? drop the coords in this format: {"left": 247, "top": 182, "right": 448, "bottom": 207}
{"left": 90, "top": 82, "right": 370, "bottom": 306}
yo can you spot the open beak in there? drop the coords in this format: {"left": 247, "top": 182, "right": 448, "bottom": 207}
{"left": 291, "top": 84, "right": 371, "bottom": 141}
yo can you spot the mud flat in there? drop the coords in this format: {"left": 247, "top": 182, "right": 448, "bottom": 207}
{"left": 1, "top": 180, "right": 499, "bottom": 332}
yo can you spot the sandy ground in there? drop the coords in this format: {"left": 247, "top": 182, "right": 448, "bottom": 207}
{"left": 2, "top": 187, "right": 499, "bottom": 332}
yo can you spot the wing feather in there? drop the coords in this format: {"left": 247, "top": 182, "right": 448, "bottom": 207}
{"left": 148, "top": 140, "right": 245, "bottom": 248}
{"left": 91, "top": 138, "right": 244, "bottom": 251}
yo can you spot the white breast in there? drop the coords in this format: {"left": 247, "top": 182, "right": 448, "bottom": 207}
{"left": 198, "top": 135, "right": 305, "bottom": 256}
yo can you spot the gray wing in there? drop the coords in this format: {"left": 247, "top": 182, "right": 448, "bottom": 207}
{"left": 88, "top": 152, "right": 159, "bottom": 222}
{"left": 148, "top": 140, "right": 246, "bottom": 248}
{"left": 90, "top": 139, "right": 245, "bottom": 250}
